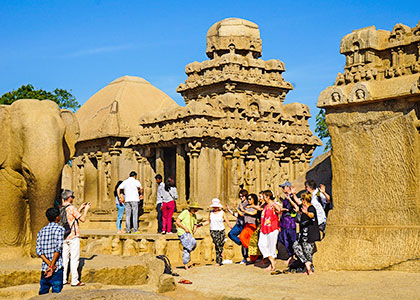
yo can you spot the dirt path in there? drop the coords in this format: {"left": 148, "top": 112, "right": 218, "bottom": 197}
{"left": 173, "top": 263, "right": 420, "bottom": 300}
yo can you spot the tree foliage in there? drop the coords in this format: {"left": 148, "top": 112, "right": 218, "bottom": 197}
{"left": 315, "top": 109, "right": 331, "bottom": 151}
{"left": 0, "top": 84, "right": 80, "bottom": 112}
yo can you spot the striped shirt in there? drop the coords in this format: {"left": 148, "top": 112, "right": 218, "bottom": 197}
{"left": 36, "top": 222, "right": 64, "bottom": 272}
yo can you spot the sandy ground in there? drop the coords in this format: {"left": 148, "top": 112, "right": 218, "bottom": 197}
{"left": 172, "top": 263, "right": 420, "bottom": 300}
{"left": 1, "top": 261, "right": 419, "bottom": 300}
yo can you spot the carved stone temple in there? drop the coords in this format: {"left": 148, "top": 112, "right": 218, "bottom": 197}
{"left": 65, "top": 18, "right": 321, "bottom": 231}
{"left": 317, "top": 21, "right": 420, "bottom": 270}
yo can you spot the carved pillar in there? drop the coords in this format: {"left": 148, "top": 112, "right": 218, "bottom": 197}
{"left": 156, "top": 148, "right": 164, "bottom": 179}
{"left": 109, "top": 147, "right": 122, "bottom": 202}
{"left": 104, "top": 157, "right": 112, "bottom": 208}
{"left": 222, "top": 139, "right": 235, "bottom": 205}
{"left": 231, "top": 149, "right": 240, "bottom": 200}
{"left": 187, "top": 140, "right": 202, "bottom": 202}
{"left": 140, "top": 148, "right": 155, "bottom": 206}
{"left": 176, "top": 144, "right": 186, "bottom": 205}
{"left": 75, "top": 155, "right": 86, "bottom": 207}
{"left": 238, "top": 142, "right": 250, "bottom": 190}
{"left": 391, "top": 49, "right": 399, "bottom": 67}
{"left": 290, "top": 148, "right": 303, "bottom": 180}
{"left": 95, "top": 152, "right": 104, "bottom": 208}
{"left": 256, "top": 144, "right": 269, "bottom": 190}
{"left": 245, "top": 155, "right": 257, "bottom": 192}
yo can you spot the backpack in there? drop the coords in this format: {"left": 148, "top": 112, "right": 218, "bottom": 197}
{"left": 156, "top": 255, "right": 173, "bottom": 275}
{"left": 59, "top": 204, "right": 76, "bottom": 239}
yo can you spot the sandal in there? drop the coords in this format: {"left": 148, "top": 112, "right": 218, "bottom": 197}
{"left": 178, "top": 279, "right": 192, "bottom": 284}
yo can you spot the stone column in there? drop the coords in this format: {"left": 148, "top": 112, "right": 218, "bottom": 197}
{"left": 176, "top": 144, "right": 186, "bottom": 205}
{"left": 187, "top": 140, "right": 201, "bottom": 202}
{"left": 156, "top": 148, "right": 164, "bottom": 179}
{"left": 245, "top": 155, "right": 257, "bottom": 192}
{"left": 95, "top": 152, "right": 104, "bottom": 208}
{"left": 140, "top": 148, "right": 155, "bottom": 206}
{"left": 109, "top": 147, "right": 122, "bottom": 200}
{"left": 222, "top": 139, "right": 235, "bottom": 205}
{"left": 256, "top": 145, "right": 269, "bottom": 190}
{"left": 231, "top": 150, "right": 240, "bottom": 201}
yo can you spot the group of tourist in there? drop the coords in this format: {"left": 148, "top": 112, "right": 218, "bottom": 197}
{"left": 224, "top": 180, "right": 331, "bottom": 275}
{"left": 36, "top": 169, "right": 331, "bottom": 295}
{"left": 113, "top": 172, "right": 179, "bottom": 235}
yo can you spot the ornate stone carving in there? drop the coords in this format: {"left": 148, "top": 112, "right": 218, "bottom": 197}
{"left": 348, "top": 83, "right": 371, "bottom": 103}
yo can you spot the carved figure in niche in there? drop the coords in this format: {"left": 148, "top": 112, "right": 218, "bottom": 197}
{"left": 245, "top": 159, "right": 256, "bottom": 187}
{"left": 352, "top": 42, "right": 362, "bottom": 65}
{"left": 111, "top": 237, "right": 123, "bottom": 255}
{"left": 365, "top": 69, "right": 373, "bottom": 80}
{"left": 335, "top": 72, "right": 345, "bottom": 85}
{"left": 266, "top": 159, "right": 279, "bottom": 190}
{"left": 104, "top": 161, "right": 111, "bottom": 199}
{"left": 280, "top": 165, "right": 289, "bottom": 183}
{"left": 248, "top": 103, "right": 260, "bottom": 119}
{"left": 349, "top": 84, "right": 370, "bottom": 103}
{"left": 331, "top": 92, "right": 341, "bottom": 102}
{"left": 154, "top": 237, "right": 168, "bottom": 256}
{"left": 412, "top": 62, "right": 420, "bottom": 73}
{"left": 123, "top": 239, "right": 139, "bottom": 256}
{"left": 344, "top": 70, "right": 353, "bottom": 83}
{"left": 356, "top": 89, "right": 365, "bottom": 100}
{"left": 232, "top": 158, "right": 240, "bottom": 188}
{"left": 76, "top": 166, "right": 85, "bottom": 205}
{"left": 354, "top": 71, "right": 361, "bottom": 82}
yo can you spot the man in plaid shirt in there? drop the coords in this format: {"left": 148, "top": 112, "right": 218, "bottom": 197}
{"left": 36, "top": 207, "right": 64, "bottom": 295}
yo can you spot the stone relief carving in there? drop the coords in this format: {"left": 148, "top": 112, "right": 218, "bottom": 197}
{"left": 348, "top": 83, "right": 371, "bottom": 103}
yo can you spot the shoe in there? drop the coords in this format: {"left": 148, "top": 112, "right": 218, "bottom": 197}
{"left": 63, "top": 282, "right": 68, "bottom": 285}
{"left": 245, "top": 260, "right": 255, "bottom": 265}
{"left": 133, "top": 231, "right": 141, "bottom": 234}
{"left": 71, "top": 282, "right": 85, "bottom": 287}
{"left": 162, "top": 231, "right": 166, "bottom": 235}
{"left": 178, "top": 279, "right": 192, "bottom": 284}
{"left": 126, "top": 231, "right": 131, "bottom": 234}
{"left": 254, "top": 258, "right": 271, "bottom": 269}
{"left": 239, "top": 259, "right": 247, "bottom": 264}
{"left": 222, "top": 259, "right": 232, "bottom": 264}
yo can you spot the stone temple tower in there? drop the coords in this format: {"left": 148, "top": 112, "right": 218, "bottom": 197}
{"left": 127, "top": 17, "right": 321, "bottom": 207}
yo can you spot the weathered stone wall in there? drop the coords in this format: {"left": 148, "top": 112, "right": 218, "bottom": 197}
{"left": 317, "top": 21, "right": 420, "bottom": 270}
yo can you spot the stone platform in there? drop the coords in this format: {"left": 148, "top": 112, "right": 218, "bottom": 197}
{"left": 0, "top": 253, "right": 177, "bottom": 299}
{"left": 79, "top": 228, "right": 243, "bottom": 267}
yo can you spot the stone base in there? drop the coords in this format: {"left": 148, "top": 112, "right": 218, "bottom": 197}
{"left": 316, "top": 225, "right": 420, "bottom": 271}
{"left": 80, "top": 228, "right": 243, "bottom": 267}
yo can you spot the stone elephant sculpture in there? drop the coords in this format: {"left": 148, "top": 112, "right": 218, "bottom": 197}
{"left": 0, "top": 99, "right": 79, "bottom": 259}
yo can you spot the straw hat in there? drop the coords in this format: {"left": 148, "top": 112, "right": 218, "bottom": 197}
{"left": 188, "top": 202, "right": 203, "bottom": 210}
{"left": 210, "top": 198, "right": 223, "bottom": 208}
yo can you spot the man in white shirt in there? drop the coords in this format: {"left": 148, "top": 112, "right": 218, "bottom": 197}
{"left": 155, "top": 174, "right": 164, "bottom": 233}
{"left": 117, "top": 171, "right": 143, "bottom": 233}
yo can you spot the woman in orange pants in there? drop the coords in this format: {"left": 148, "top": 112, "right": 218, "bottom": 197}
{"left": 239, "top": 193, "right": 259, "bottom": 263}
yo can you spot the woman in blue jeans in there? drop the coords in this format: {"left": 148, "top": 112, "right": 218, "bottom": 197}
{"left": 114, "top": 180, "right": 125, "bottom": 233}
{"left": 226, "top": 189, "right": 249, "bottom": 263}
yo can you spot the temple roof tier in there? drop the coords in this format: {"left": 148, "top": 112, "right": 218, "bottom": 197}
{"left": 318, "top": 21, "right": 420, "bottom": 108}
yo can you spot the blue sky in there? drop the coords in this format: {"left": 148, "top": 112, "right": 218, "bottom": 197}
{"left": 1, "top": 0, "right": 419, "bottom": 159}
